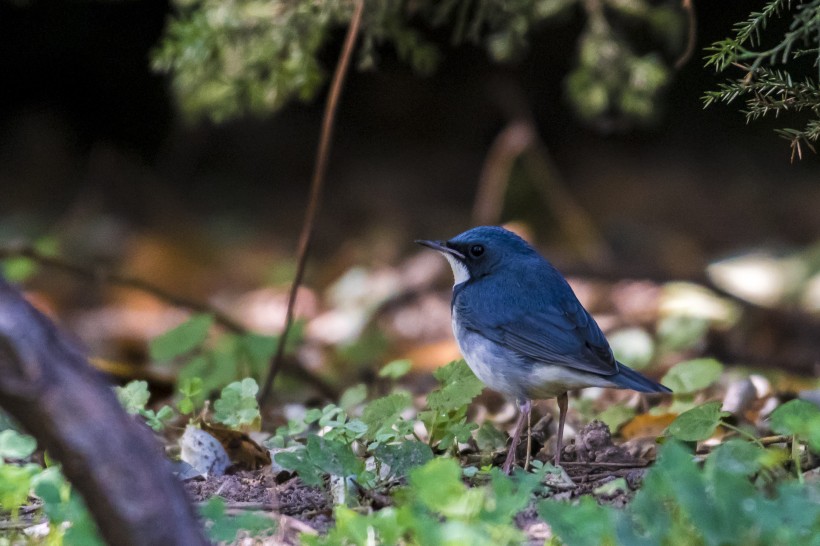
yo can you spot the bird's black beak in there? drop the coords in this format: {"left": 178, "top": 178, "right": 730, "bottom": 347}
{"left": 415, "top": 239, "right": 465, "bottom": 260}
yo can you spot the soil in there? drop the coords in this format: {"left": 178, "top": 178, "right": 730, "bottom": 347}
{"left": 182, "top": 421, "right": 652, "bottom": 543}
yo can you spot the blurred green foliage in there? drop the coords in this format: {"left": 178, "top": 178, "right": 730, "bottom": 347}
{"left": 152, "top": 0, "right": 685, "bottom": 126}
{"left": 540, "top": 439, "right": 820, "bottom": 546}
{"left": 147, "top": 312, "right": 303, "bottom": 396}
{"left": 308, "top": 460, "right": 549, "bottom": 546}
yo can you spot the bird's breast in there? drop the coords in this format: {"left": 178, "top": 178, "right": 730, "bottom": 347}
{"left": 451, "top": 307, "right": 526, "bottom": 400}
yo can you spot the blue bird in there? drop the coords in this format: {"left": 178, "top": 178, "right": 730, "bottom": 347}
{"left": 417, "top": 226, "right": 671, "bottom": 473}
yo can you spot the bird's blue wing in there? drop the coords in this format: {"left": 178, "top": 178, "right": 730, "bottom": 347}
{"left": 454, "top": 268, "right": 619, "bottom": 376}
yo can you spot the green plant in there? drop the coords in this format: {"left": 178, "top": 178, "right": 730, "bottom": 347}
{"left": 0, "top": 430, "right": 39, "bottom": 519}
{"left": 540, "top": 439, "right": 820, "bottom": 546}
{"left": 153, "top": 0, "right": 685, "bottom": 126}
{"left": 704, "top": 0, "right": 820, "bottom": 158}
{"left": 307, "top": 459, "right": 549, "bottom": 546}
{"left": 0, "top": 237, "right": 59, "bottom": 283}
{"left": 213, "top": 378, "right": 262, "bottom": 428}
{"left": 273, "top": 360, "right": 481, "bottom": 490}
{"left": 659, "top": 357, "right": 723, "bottom": 414}
{"left": 115, "top": 380, "right": 175, "bottom": 431}
{"left": 149, "top": 313, "right": 302, "bottom": 397}
{"left": 419, "top": 359, "right": 485, "bottom": 451}
{"left": 33, "top": 467, "right": 105, "bottom": 546}
{"left": 199, "top": 497, "right": 274, "bottom": 542}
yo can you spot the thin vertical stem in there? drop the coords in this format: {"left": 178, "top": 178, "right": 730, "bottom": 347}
{"left": 259, "top": 0, "right": 366, "bottom": 405}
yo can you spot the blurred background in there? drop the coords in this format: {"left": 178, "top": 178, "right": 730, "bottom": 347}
{"left": 0, "top": 0, "right": 818, "bottom": 409}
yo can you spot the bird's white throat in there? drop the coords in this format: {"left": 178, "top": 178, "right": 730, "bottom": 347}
{"left": 443, "top": 253, "right": 470, "bottom": 286}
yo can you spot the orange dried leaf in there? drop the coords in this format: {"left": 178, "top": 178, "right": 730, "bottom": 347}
{"left": 202, "top": 423, "right": 271, "bottom": 470}
{"left": 621, "top": 412, "right": 678, "bottom": 440}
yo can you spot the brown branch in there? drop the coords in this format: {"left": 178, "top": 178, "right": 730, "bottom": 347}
{"left": 472, "top": 116, "right": 612, "bottom": 266}
{"left": 472, "top": 121, "right": 534, "bottom": 225}
{"left": 520, "top": 130, "right": 613, "bottom": 266}
{"left": 258, "top": 0, "right": 365, "bottom": 405}
{"left": 0, "top": 244, "right": 245, "bottom": 333}
{"left": 674, "top": 0, "right": 697, "bottom": 70}
{"left": 0, "top": 280, "right": 208, "bottom": 545}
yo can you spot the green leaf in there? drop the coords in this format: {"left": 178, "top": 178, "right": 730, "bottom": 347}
{"left": 597, "top": 405, "right": 636, "bottom": 433}
{"left": 475, "top": 423, "right": 508, "bottom": 452}
{"left": 538, "top": 495, "right": 617, "bottom": 546}
{"left": 115, "top": 381, "right": 150, "bottom": 414}
{"left": 339, "top": 384, "right": 367, "bottom": 413}
{"left": 239, "top": 333, "right": 279, "bottom": 376}
{"left": 200, "top": 497, "right": 274, "bottom": 542}
{"left": 373, "top": 441, "right": 434, "bottom": 478}
{"left": 33, "top": 467, "right": 104, "bottom": 545}
{"left": 0, "top": 463, "right": 40, "bottom": 516}
{"left": 361, "top": 393, "right": 412, "bottom": 440}
{"left": 275, "top": 436, "right": 364, "bottom": 486}
{"left": 409, "top": 458, "right": 480, "bottom": 518}
{"left": 140, "top": 406, "right": 175, "bottom": 432}
{"left": 378, "top": 359, "right": 412, "bottom": 379}
{"left": 213, "top": 378, "right": 261, "bottom": 428}
{"left": 661, "top": 358, "right": 723, "bottom": 395}
{"left": 274, "top": 448, "right": 324, "bottom": 487}
{"left": 593, "top": 477, "right": 628, "bottom": 496}
{"left": 149, "top": 314, "right": 214, "bottom": 362}
{"left": 486, "top": 466, "right": 547, "bottom": 524}
{"left": 2, "top": 237, "right": 58, "bottom": 282}
{"left": 427, "top": 360, "right": 484, "bottom": 412}
{"left": 178, "top": 377, "right": 204, "bottom": 415}
{"left": 608, "top": 327, "right": 654, "bottom": 369}
{"left": 666, "top": 401, "right": 729, "bottom": 441}
{"left": 657, "top": 315, "right": 710, "bottom": 354}
{"left": 704, "top": 439, "right": 767, "bottom": 479}
{"left": 307, "top": 436, "right": 364, "bottom": 478}
{"left": 769, "top": 399, "right": 820, "bottom": 451}
{"left": 2, "top": 257, "right": 37, "bottom": 282}
{"left": 0, "top": 430, "right": 37, "bottom": 460}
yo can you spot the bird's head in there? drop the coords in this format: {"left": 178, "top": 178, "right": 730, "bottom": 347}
{"left": 416, "top": 226, "right": 538, "bottom": 285}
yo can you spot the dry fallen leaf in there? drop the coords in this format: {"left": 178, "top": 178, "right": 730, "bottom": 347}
{"left": 620, "top": 412, "right": 677, "bottom": 440}
{"left": 202, "top": 422, "right": 272, "bottom": 470}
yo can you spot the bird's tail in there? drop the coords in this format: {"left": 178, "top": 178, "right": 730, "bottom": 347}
{"left": 612, "top": 363, "right": 672, "bottom": 393}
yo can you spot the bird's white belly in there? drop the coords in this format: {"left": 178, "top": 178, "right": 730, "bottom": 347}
{"left": 452, "top": 310, "right": 615, "bottom": 401}
{"left": 451, "top": 310, "right": 522, "bottom": 399}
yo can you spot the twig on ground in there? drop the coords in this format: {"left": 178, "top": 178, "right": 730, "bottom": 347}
{"left": 560, "top": 460, "right": 650, "bottom": 468}
{"left": 258, "top": 0, "right": 365, "bottom": 405}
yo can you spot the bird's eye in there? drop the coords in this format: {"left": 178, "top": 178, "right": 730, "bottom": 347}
{"left": 469, "top": 244, "right": 485, "bottom": 258}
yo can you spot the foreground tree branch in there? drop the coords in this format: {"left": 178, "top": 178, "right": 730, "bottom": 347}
{"left": 0, "top": 279, "right": 208, "bottom": 546}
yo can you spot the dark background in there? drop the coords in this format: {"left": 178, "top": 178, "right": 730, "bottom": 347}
{"left": 1, "top": 1, "right": 818, "bottom": 286}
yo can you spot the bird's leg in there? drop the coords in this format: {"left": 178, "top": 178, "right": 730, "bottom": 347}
{"left": 524, "top": 406, "right": 532, "bottom": 472}
{"left": 554, "top": 393, "right": 568, "bottom": 467}
{"left": 501, "top": 399, "right": 532, "bottom": 475}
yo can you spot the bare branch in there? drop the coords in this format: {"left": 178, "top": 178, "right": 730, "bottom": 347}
{"left": 258, "top": 0, "right": 366, "bottom": 405}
